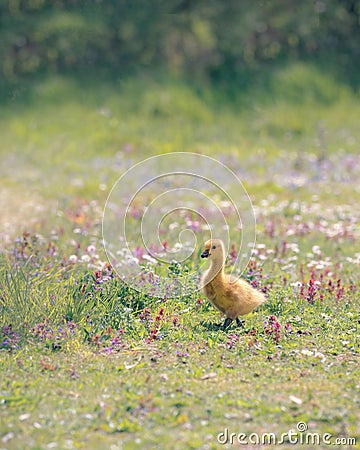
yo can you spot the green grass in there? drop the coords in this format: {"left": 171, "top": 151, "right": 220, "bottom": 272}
{"left": 1, "top": 63, "right": 360, "bottom": 449}
{"left": 1, "top": 287, "right": 359, "bottom": 449}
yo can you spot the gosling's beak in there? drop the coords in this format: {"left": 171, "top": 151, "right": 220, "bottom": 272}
{"left": 201, "top": 249, "right": 210, "bottom": 258}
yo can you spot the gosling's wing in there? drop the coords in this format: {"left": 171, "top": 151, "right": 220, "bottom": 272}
{"left": 228, "top": 276, "right": 265, "bottom": 301}
{"left": 225, "top": 277, "right": 265, "bottom": 313}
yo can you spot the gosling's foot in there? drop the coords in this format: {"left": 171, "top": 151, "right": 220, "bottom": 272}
{"left": 236, "top": 318, "right": 245, "bottom": 328}
{"left": 221, "top": 317, "right": 233, "bottom": 330}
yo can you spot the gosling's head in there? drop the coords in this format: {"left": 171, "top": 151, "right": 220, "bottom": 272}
{"left": 201, "top": 238, "right": 225, "bottom": 261}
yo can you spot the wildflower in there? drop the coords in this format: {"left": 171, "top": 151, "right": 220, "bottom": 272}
{"left": 155, "top": 308, "right": 164, "bottom": 322}
{"left": 140, "top": 307, "right": 152, "bottom": 324}
{"left": 336, "top": 279, "right": 345, "bottom": 300}
{"left": 1, "top": 325, "right": 20, "bottom": 352}
{"left": 142, "top": 254, "right": 158, "bottom": 264}
{"left": 93, "top": 268, "right": 112, "bottom": 284}
{"left": 306, "top": 279, "right": 318, "bottom": 304}
{"left": 86, "top": 245, "right": 97, "bottom": 255}
{"left": 91, "top": 333, "right": 101, "bottom": 348}
{"left": 133, "top": 246, "right": 144, "bottom": 260}
{"left": 264, "top": 315, "right": 281, "bottom": 342}
{"left": 176, "top": 350, "right": 189, "bottom": 357}
{"left": 130, "top": 207, "right": 141, "bottom": 219}
{"left": 186, "top": 219, "right": 201, "bottom": 232}
{"left": 290, "top": 281, "right": 302, "bottom": 290}
{"left": 230, "top": 244, "right": 237, "bottom": 261}
{"left": 314, "top": 351, "right": 326, "bottom": 362}
{"left": 301, "top": 349, "right": 313, "bottom": 356}
{"left": 265, "top": 220, "right": 275, "bottom": 238}
{"left": 147, "top": 329, "right": 158, "bottom": 341}
{"left": 312, "top": 245, "right": 321, "bottom": 256}
{"left": 226, "top": 333, "right": 240, "bottom": 349}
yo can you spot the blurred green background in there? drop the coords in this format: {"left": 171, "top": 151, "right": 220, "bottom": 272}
{"left": 1, "top": 0, "right": 360, "bottom": 89}
{"left": 1, "top": 0, "right": 360, "bottom": 240}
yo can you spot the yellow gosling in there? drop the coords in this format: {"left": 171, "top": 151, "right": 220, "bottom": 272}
{"left": 200, "top": 238, "right": 265, "bottom": 330}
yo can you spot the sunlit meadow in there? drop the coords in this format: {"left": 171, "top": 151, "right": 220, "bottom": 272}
{"left": 1, "top": 65, "right": 360, "bottom": 449}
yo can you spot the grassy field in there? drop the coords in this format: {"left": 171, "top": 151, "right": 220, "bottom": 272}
{"left": 1, "top": 63, "right": 360, "bottom": 449}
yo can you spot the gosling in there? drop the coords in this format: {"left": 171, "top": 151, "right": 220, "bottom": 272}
{"left": 200, "top": 238, "right": 265, "bottom": 330}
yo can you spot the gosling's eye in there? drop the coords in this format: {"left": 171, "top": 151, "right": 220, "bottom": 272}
{"left": 212, "top": 245, "right": 216, "bottom": 249}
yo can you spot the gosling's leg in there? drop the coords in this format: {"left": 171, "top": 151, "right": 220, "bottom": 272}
{"left": 221, "top": 317, "right": 233, "bottom": 330}
{"left": 236, "top": 317, "right": 244, "bottom": 328}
